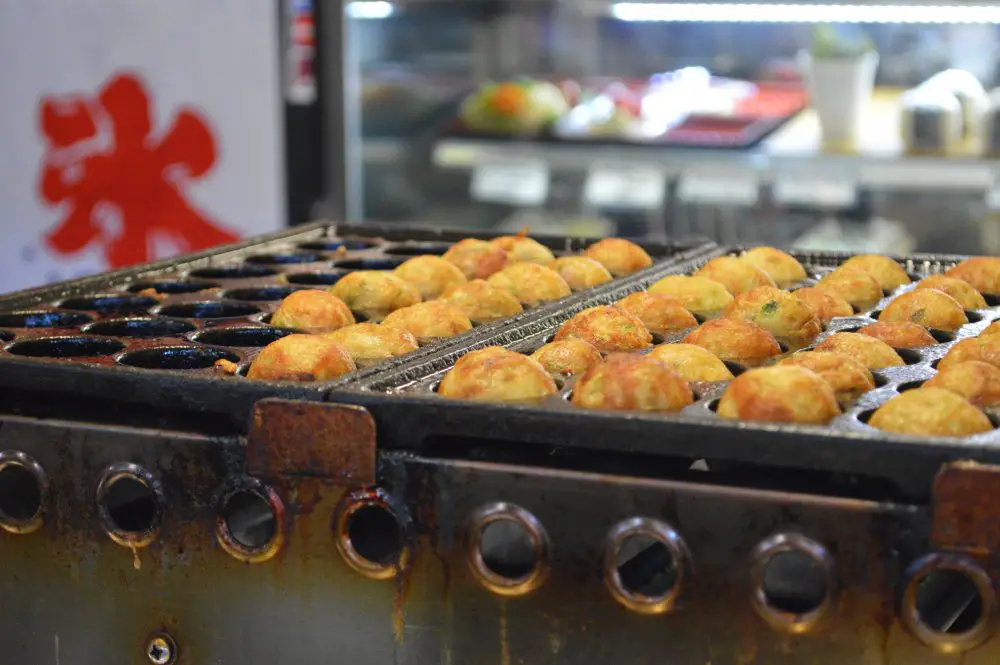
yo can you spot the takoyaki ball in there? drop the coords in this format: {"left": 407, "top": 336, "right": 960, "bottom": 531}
{"left": 270, "top": 289, "right": 355, "bottom": 333}
{"left": 441, "top": 279, "right": 523, "bottom": 325}
{"left": 247, "top": 334, "right": 356, "bottom": 382}
{"left": 859, "top": 321, "right": 937, "bottom": 349}
{"left": 647, "top": 343, "right": 734, "bottom": 382}
{"left": 925, "top": 361, "right": 1000, "bottom": 408}
{"left": 548, "top": 256, "right": 613, "bottom": 291}
{"left": 615, "top": 292, "right": 698, "bottom": 336}
{"left": 329, "top": 271, "right": 421, "bottom": 322}
{"left": 815, "top": 268, "right": 882, "bottom": 311}
{"left": 323, "top": 323, "right": 418, "bottom": 368}
{"left": 693, "top": 256, "right": 776, "bottom": 295}
{"left": 393, "top": 255, "right": 466, "bottom": 300}
{"left": 571, "top": 354, "right": 693, "bottom": 413}
{"left": 717, "top": 366, "right": 840, "bottom": 425}
{"left": 917, "top": 274, "right": 987, "bottom": 311}
{"left": 814, "top": 332, "right": 904, "bottom": 370}
{"left": 741, "top": 247, "right": 807, "bottom": 287}
{"left": 529, "top": 340, "right": 602, "bottom": 376}
{"left": 938, "top": 336, "right": 1000, "bottom": 371}
{"left": 878, "top": 289, "right": 968, "bottom": 332}
{"left": 868, "top": 387, "right": 992, "bottom": 437}
{"left": 647, "top": 275, "right": 734, "bottom": 318}
{"left": 486, "top": 263, "right": 572, "bottom": 307}
{"left": 841, "top": 255, "right": 911, "bottom": 291}
{"left": 554, "top": 306, "right": 652, "bottom": 353}
{"left": 723, "top": 286, "right": 822, "bottom": 344}
{"left": 792, "top": 287, "right": 854, "bottom": 325}
{"left": 490, "top": 233, "right": 555, "bottom": 264}
{"left": 582, "top": 238, "right": 653, "bottom": 277}
{"left": 381, "top": 301, "right": 472, "bottom": 341}
{"left": 442, "top": 239, "right": 509, "bottom": 280}
{"left": 437, "top": 347, "right": 557, "bottom": 403}
{"left": 682, "top": 318, "right": 782, "bottom": 365}
{"left": 980, "top": 322, "right": 1000, "bottom": 342}
{"left": 946, "top": 257, "right": 1000, "bottom": 295}
{"left": 778, "top": 351, "right": 875, "bottom": 403}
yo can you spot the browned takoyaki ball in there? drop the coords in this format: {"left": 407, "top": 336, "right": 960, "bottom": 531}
{"left": 741, "top": 247, "right": 807, "bottom": 288}
{"left": 247, "top": 334, "right": 356, "bottom": 382}
{"left": 490, "top": 234, "right": 555, "bottom": 264}
{"left": 442, "top": 239, "right": 509, "bottom": 279}
{"left": 723, "top": 286, "right": 822, "bottom": 344}
{"left": 647, "top": 343, "right": 734, "bottom": 382}
{"left": 486, "top": 263, "right": 572, "bottom": 306}
{"left": 554, "top": 306, "right": 652, "bottom": 353}
{"left": 682, "top": 318, "right": 782, "bottom": 365}
{"left": 529, "top": 340, "right": 602, "bottom": 376}
{"left": 717, "top": 366, "right": 840, "bottom": 425}
{"left": 615, "top": 292, "right": 698, "bottom": 336}
{"left": 840, "top": 255, "right": 911, "bottom": 291}
{"left": 878, "top": 289, "right": 968, "bottom": 332}
{"left": 859, "top": 321, "right": 937, "bottom": 349}
{"left": 778, "top": 351, "right": 875, "bottom": 403}
{"left": 270, "top": 289, "right": 355, "bottom": 334}
{"left": 981, "top": 322, "right": 1000, "bottom": 342}
{"left": 814, "top": 332, "right": 904, "bottom": 370}
{"left": 329, "top": 271, "right": 421, "bottom": 322}
{"left": 946, "top": 257, "right": 1000, "bottom": 295}
{"left": 815, "top": 268, "right": 882, "bottom": 312}
{"left": 693, "top": 256, "right": 776, "bottom": 295}
{"left": 393, "top": 255, "right": 466, "bottom": 300}
{"left": 571, "top": 354, "right": 694, "bottom": 412}
{"left": 917, "top": 274, "right": 987, "bottom": 311}
{"left": 938, "top": 336, "right": 1000, "bottom": 371}
{"left": 792, "top": 287, "right": 853, "bottom": 325}
{"left": 437, "top": 347, "right": 557, "bottom": 403}
{"left": 647, "top": 275, "right": 734, "bottom": 317}
{"left": 868, "top": 387, "right": 992, "bottom": 437}
{"left": 323, "top": 323, "right": 418, "bottom": 367}
{"left": 441, "top": 279, "right": 523, "bottom": 325}
{"left": 582, "top": 238, "right": 653, "bottom": 277}
{"left": 381, "top": 301, "right": 472, "bottom": 341}
{"left": 925, "top": 360, "right": 1000, "bottom": 408}
{"left": 548, "top": 256, "right": 613, "bottom": 291}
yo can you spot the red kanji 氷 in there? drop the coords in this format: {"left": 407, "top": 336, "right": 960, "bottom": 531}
{"left": 36, "top": 71, "right": 239, "bottom": 267}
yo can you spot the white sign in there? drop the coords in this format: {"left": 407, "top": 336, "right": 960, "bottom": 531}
{"left": 773, "top": 173, "right": 857, "bottom": 208}
{"left": 584, "top": 165, "right": 666, "bottom": 209}
{"left": 677, "top": 170, "right": 760, "bottom": 206}
{"left": 470, "top": 159, "right": 549, "bottom": 206}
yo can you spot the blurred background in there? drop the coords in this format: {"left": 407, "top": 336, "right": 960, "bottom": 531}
{"left": 4, "top": 0, "right": 1000, "bottom": 292}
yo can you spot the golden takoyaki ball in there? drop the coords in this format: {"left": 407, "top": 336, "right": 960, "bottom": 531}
{"left": 792, "top": 287, "right": 853, "bottom": 325}
{"left": 778, "top": 351, "right": 875, "bottom": 402}
{"left": 647, "top": 275, "right": 734, "bottom": 317}
{"left": 442, "top": 238, "right": 509, "bottom": 280}
{"left": 529, "top": 340, "right": 602, "bottom": 376}
{"left": 437, "top": 347, "right": 558, "bottom": 403}
{"left": 615, "top": 292, "right": 698, "bottom": 336}
{"left": 938, "top": 336, "right": 1000, "bottom": 371}
{"left": 393, "top": 255, "right": 466, "bottom": 300}
{"left": 859, "top": 321, "right": 937, "bottom": 349}
{"left": 322, "top": 322, "right": 418, "bottom": 368}
{"left": 723, "top": 286, "right": 822, "bottom": 344}
{"left": 946, "top": 257, "right": 1000, "bottom": 295}
{"left": 647, "top": 343, "right": 734, "bottom": 382}
{"left": 571, "top": 354, "right": 693, "bottom": 412}
{"left": 554, "top": 306, "right": 652, "bottom": 353}
{"left": 548, "top": 256, "right": 613, "bottom": 291}
{"left": 741, "top": 247, "right": 807, "bottom": 287}
{"left": 814, "top": 332, "right": 904, "bottom": 370}
{"left": 490, "top": 234, "right": 555, "bottom": 264}
{"left": 441, "top": 279, "right": 523, "bottom": 325}
{"left": 682, "top": 318, "right": 782, "bottom": 365}
{"left": 693, "top": 256, "right": 776, "bottom": 296}
{"left": 980, "top": 322, "right": 1000, "bottom": 342}
{"left": 868, "top": 387, "right": 992, "bottom": 437}
{"left": 486, "top": 263, "right": 572, "bottom": 306}
{"left": 878, "top": 289, "right": 968, "bottom": 332}
{"left": 247, "top": 334, "right": 356, "bottom": 382}
{"left": 582, "top": 238, "right": 653, "bottom": 277}
{"left": 917, "top": 274, "right": 987, "bottom": 311}
{"left": 717, "top": 366, "right": 840, "bottom": 425}
{"left": 329, "top": 271, "right": 421, "bottom": 322}
{"left": 840, "top": 255, "right": 911, "bottom": 291}
{"left": 381, "top": 301, "right": 472, "bottom": 341}
{"left": 815, "top": 268, "right": 882, "bottom": 312}
{"left": 270, "top": 289, "right": 355, "bottom": 334}
{"left": 925, "top": 360, "right": 1000, "bottom": 408}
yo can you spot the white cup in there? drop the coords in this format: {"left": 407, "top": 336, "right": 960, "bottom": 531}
{"left": 799, "top": 50, "right": 879, "bottom": 149}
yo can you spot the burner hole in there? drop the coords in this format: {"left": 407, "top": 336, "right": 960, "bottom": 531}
{"left": 332, "top": 258, "right": 404, "bottom": 271}
{"left": 83, "top": 318, "right": 196, "bottom": 338}
{"left": 101, "top": 476, "right": 157, "bottom": 534}
{"left": 480, "top": 519, "right": 536, "bottom": 580}
{"left": 222, "top": 287, "right": 299, "bottom": 302}
{"left": 7, "top": 336, "right": 124, "bottom": 358}
{"left": 966, "top": 311, "right": 984, "bottom": 324}
{"left": 192, "top": 327, "right": 292, "bottom": 348}
{"left": 930, "top": 329, "right": 956, "bottom": 344}
{"left": 59, "top": 295, "right": 158, "bottom": 314}
{"left": 346, "top": 505, "right": 403, "bottom": 566}
{"left": 616, "top": 534, "right": 678, "bottom": 598}
{"left": 156, "top": 301, "right": 260, "bottom": 319}
{"left": 897, "top": 348, "right": 923, "bottom": 365}
{"left": 0, "top": 461, "right": 42, "bottom": 524}
{"left": 284, "top": 272, "right": 345, "bottom": 286}
{"left": 899, "top": 380, "right": 925, "bottom": 392}
{"left": 0, "top": 311, "right": 92, "bottom": 328}
{"left": 127, "top": 280, "right": 218, "bottom": 294}
{"left": 220, "top": 489, "right": 277, "bottom": 551}
{"left": 913, "top": 569, "right": 985, "bottom": 635}
{"left": 761, "top": 551, "right": 829, "bottom": 615}
{"left": 381, "top": 243, "right": 453, "bottom": 257}
{"left": 244, "top": 253, "right": 322, "bottom": 265}
{"left": 299, "top": 239, "right": 377, "bottom": 251}
{"left": 723, "top": 361, "right": 746, "bottom": 376}
{"left": 188, "top": 265, "right": 277, "bottom": 279}
{"left": 119, "top": 346, "right": 239, "bottom": 370}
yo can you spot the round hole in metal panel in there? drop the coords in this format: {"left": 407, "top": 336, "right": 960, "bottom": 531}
{"left": 7, "top": 336, "right": 124, "bottom": 358}
{"left": 284, "top": 272, "right": 345, "bottom": 286}
{"left": 467, "top": 502, "right": 550, "bottom": 596}
{"left": 222, "top": 286, "right": 299, "bottom": 302}
{"left": 332, "top": 258, "right": 404, "bottom": 271}
{"left": 603, "top": 517, "right": 688, "bottom": 614}
{"left": 96, "top": 463, "right": 164, "bottom": 548}
{"left": 59, "top": 294, "right": 158, "bottom": 314}
{"left": 751, "top": 533, "right": 835, "bottom": 634}
{"left": 0, "top": 311, "right": 92, "bottom": 329}
{"left": 244, "top": 253, "right": 322, "bottom": 265}
{"left": 192, "top": 327, "right": 291, "bottom": 348}
{"left": 127, "top": 280, "right": 219, "bottom": 294}
{"left": 156, "top": 301, "right": 260, "bottom": 319}
{"left": 118, "top": 346, "right": 239, "bottom": 370}
{"left": 216, "top": 483, "right": 284, "bottom": 563}
{"left": 83, "top": 318, "right": 196, "bottom": 338}
{"left": 381, "top": 243, "right": 453, "bottom": 257}
{"left": 335, "top": 490, "right": 406, "bottom": 580}
{"left": 298, "top": 239, "right": 377, "bottom": 251}
{"left": 0, "top": 451, "right": 47, "bottom": 534}
{"left": 188, "top": 265, "right": 277, "bottom": 279}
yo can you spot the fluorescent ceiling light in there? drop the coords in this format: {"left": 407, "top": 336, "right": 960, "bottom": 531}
{"left": 346, "top": 1, "right": 394, "bottom": 19}
{"left": 610, "top": 3, "right": 1000, "bottom": 23}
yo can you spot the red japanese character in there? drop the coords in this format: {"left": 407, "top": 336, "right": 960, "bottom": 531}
{"left": 36, "top": 71, "right": 239, "bottom": 267}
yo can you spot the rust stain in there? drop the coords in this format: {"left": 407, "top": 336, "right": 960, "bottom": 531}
{"left": 931, "top": 460, "right": 1000, "bottom": 554}
{"left": 499, "top": 599, "right": 510, "bottom": 665}
{"left": 392, "top": 546, "right": 415, "bottom": 645}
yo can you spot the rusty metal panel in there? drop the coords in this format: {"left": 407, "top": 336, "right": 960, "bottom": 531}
{"left": 932, "top": 460, "right": 1000, "bottom": 555}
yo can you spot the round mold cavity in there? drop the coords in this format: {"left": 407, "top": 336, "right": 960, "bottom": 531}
{"left": 332, "top": 258, "right": 404, "bottom": 271}
{"left": 222, "top": 286, "right": 299, "bottom": 302}
{"left": 156, "top": 301, "right": 260, "bottom": 319}
{"left": 381, "top": 243, "right": 453, "bottom": 257}
{"left": 708, "top": 398, "right": 721, "bottom": 413}
{"left": 897, "top": 348, "right": 923, "bottom": 365}
{"left": 984, "top": 294, "right": 1000, "bottom": 307}
{"left": 284, "top": 272, "right": 345, "bottom": 286}
{"left": 118, "top": 346, "right": 239, "bottom": 370}
{"left": 723, "top": 361, "right": 746, "bottom": 377}
{"left": 6, "top": 336, "right": 124, "bottom": 358}
{"left": 335, "top": 489, "right": 406, "bottom": 580}
{"left": 298, "top": 239, "right": 378, "bottom": 252}
{"left": 59, "top": 295, "right": 158, "bottom": 315}
{"left": 0, "top": 311, "right": 92, "bottom": 329}
{"left": 187, "top": 265, "right": 277, "bottom": 279}
{"left": 872, "top": 373, "right": 890, "bottom": 388}
{"left": 192, "top": 327, "right": 292, "bottom": 348}
{"left": 127, "top": 280, "right": 218, "bottom": 295}
{"left": 898, "top": 380, "right": 925, "bottom": 393}
{"left": 0, "top": 331, "right": 13, "bottom": 343}
{"left": 244, "top": 253, "right": 322, "bottom": 265}
{"left": 966, "top": 311, "right": 984, "bottom": 324}
{"left": 930, "top": 329, "right": 956, "bottom": 344}
{"left": 83, "top": 318, "right": 196, "bottom": 338}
